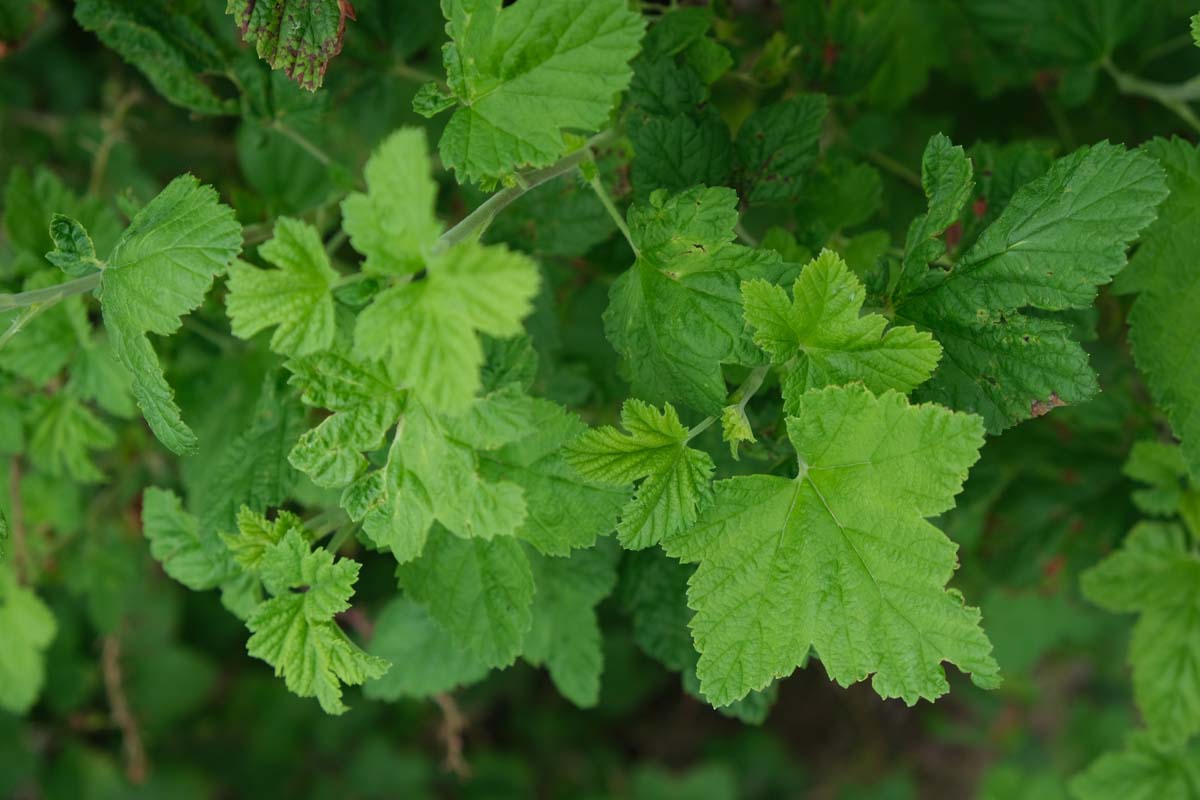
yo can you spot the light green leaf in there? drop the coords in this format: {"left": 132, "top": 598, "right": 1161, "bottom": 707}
{"left": 341, "top": 128, "right": 442, "bottom": 276}
{"left": 1122, "top": 138, "right": 1200, "bottom": 478}
{"left": 431, "top": 0, "right": 645, "bottom": 183}
{"left": 46, "top": 214, "right": 103, "bottom": 277}
{"left": 604, "top": 186, "right": 797, "bottom": 415}
{"left": 0, "top": 566, "right": 56, "bottom": 714}
{"left": 287, "top": 352, "right": 403, "bottom": 489}
{"left": 719, "top": 403, "right": 755, "bottom": 460}
{"left": 354, "top": 241, "right": 539, "bottom": 414}
{"left": 227, "top": 0, "right": 355, "bottom": 90}
{"left": 222, "top": 506, "right": 303, "bottom": 575}
{"left": 397, "top": 526, "right": 535, "bottom": 668}
{"left": 364, "top": 597, "right": 490, "bottom": 701}
{"left": 523, "top": 544, "right": 619, "bottom": 707}
{"left": 663, "top": 385, "right": 997, "bottom": 706}
{"left": 226, "top": 218, "right": 339, "bottom": 357}
{"left": 565, "top": 399, "right": 713, "bottom": 550}
{"left": 1080, "top": 522, "right": 1200, "bottom": 744}
{"left": 99, "top": 175, "right": 243, "bottom": 454}
{"left": 246, "top": 529, "right": 389, "bottom": 714}
{"left": 896, "top": 140, "right": 1168, "bottom": 433}
{"left": 743, "top": 249, "right": 941, "bottom": 412}
{"left": 142, "top": 488, "right": 234, "bottom": 591}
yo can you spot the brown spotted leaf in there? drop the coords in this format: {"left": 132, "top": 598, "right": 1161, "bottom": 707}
{"left": 227, "top": 0, "right": 355, "bottom": 90}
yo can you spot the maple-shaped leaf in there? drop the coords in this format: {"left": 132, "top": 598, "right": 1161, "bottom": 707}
{"left": 142, "top": 488, "right": 235, "bottom": 591}
{"left": 423, "top": 0, "right": 645, "bottom": 183}
{"left": 604, "top": 186, "right": 797, "bottom": 415}
{"left": 565, "top": 399, "right": 713, "bottom": 550}
{"left": 523, "top": 545, "right": 619, "bottom": 708}
{"left": 0, "top": 566, "right": 56, "bottom": 714}
{"left": 893, "top": 138, "right": 1167, "bottom": 434}
{"left": 1119, "top": 138, "right": 1200, "bottom": 478}
{"left": 222, "top": 506, "right": 304, "bottom": 575}
{"left": 364, "top": 597, "right": 490, "bottom": 701}
{"left": 345, "top": 129, "right": 540, "bottom": 414}
{"left": 227, "top": 0, "right": 356, "bottom": 91}
{"left": 286, "top": 352, "right": 403, "bottom": 489}
{"left": 743, "top": 249, "right": 941, "bottom": 413}
{"left": 226, "top": 218, "right": 339, "bottom": 357}
{"left": 86, "top": 175, "right": 242, "bottom": 454}
{"left": 663, "top": 384, "right": 998, "bottom": 706}
{"left": 397, "top": 526, "right": 535, "bottom": 668}
{"left": 246, "top": 529, "right": 388, "bottom": 714}
{"left": 1081, "top": 522, "right": 1200, "bottom": 744}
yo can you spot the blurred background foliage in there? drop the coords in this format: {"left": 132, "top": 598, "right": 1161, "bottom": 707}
{"left": 2, "top": 0, "right": 1199, "bottom": 797}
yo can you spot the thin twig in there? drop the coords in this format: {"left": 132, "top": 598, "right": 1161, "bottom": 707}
{"left": 101, "top": 633, "right": 148, "bottom": 784}
{"left": 7, "top": 456, "right": 28, "bottom": 584}
{"left": 687, "top": 365, "right": 770, "bottom": 440}
{"left": 432, "top": 693, "right": 471, "bottom": 778}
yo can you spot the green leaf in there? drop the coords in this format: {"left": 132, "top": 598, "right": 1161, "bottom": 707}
{"left": 46, "top": 215, "right": 103, "bottom": 277}
{"left": 245, "top": 529, "right": 389, "bottom": 714}
{"left": 896, "top": 133, "right": 974, "bottom": 296}
{"left": 523, "top": 544, "right": 619, "bottom": 708}
{"left": 193, "top": 377, "right": 306, "bottom": 537}
{"left": 142, "top": 488, "right": 234, "bottom": 591}
{"left": 663, "top": 385, "right": 997, "bottom": 706}
{"left": 565, "top": 400, "right": 713, "bottom": 550}
{"left": 341, "top": 128, "right": 442, "bottom": 276}
{"left": 431, "top": 0, "right": 645, "bottom": 183}
{"left": 477, "top": 396, "right": 628, "bottom": 556}
{"left": 1124, "top": 440, "right": 1199, "bottom": 520}
{"left": 895, "top": 140, "right": 1168, "bottom": 433}
{"left": 0, "top": 566, "right": 56, "bottom": 714}
{"left": 631, "top": 115, "right": 732, "bottom": 202}
{"left": 346, "top": 390, "right": 535, "bottom": 563}
{"left": 227, "top": 0, "right": 355, "bottom": 90}
{"left": 354, "top": 241, "right": 540, "bottom": 415}
{"left": 397, "top": 526, "right": 535, "bottom": 668}
{"left": 222, "top": 506, "right": 303, "bottom": 575}
{"left": 287, "top": 352, "right": 403, "bottom": 489}
{"left": 28, "top": 394, "right": 116, "bottom": 484}
{"left": 75, "top": 0, "right": 236, "bottom": 114}
{"left": 226, "top": 218, "right": 339, "bottom": 357}
{"left": 1121, "top": 138, "right": 1200, "bottom": 478}
{"left": 719, "top": 403, "right": 755, "bottom": 460}
{"left": 604, "top": 186, "right": 797, "bottom": 415}
{"left": 1080, "top": 522, "right": 1200, "bottom": 744}
{"left": 98, "top": 175, "right": 243, "bottom": 454}
{"left": 733, "top": 95, "right": 827, "bottom": 205}
{"left": 743, "top": 250, "right": 941, "bottom": 412}
{"left": 364, "top": 597, "right": 490, "bottom": 701}
{"left": 1069, "top": 731, "right": 1200, "bottom": 800}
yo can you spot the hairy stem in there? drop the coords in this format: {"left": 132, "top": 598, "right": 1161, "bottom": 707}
{"left": 1103, "top": 59, "right": 1200, "bottom": 133}
{"left": 587, "top": 170, "right": 638, "bottom": 255}
{"left": 434, "top": 130, "right": 617, "bottom": 254}
{"left": 687, "top": 365, "right": 771, "bottom": 440}
{"left": 0, "top": 273, "right": 100, "bottom": 313}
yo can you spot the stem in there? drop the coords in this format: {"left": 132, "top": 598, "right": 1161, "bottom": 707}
{"left": 687, "top": 365, "right": 770, "bottom": 440}
{"left": 587, "top": 170, "right": 638, "bottom": 255}
{"left": 101, "top": 633, "right": 148, "bottom": 784}
{"left": 7, "top": 456, "right": 28, "bottom": 585}
{"left": 1103, "top": 59, "right": 1200, "bottom": 133}
{"left": 393, "top": 62, "right": 443, "bottom": 86}
{"left": 862, "top": 149, "right": 923, "bottom": 190}
{"left": 735, "top": 220, "right": 759, "bottom": 248}
{"left": 433, "top": 693, "right": 470, "bottom": 778}
{"left": 273, "top": 120, "right": 335, "bottom": 167}
{"left": 434, "top": 130, "right": 617, "bottom": 254}
{"left": 0, "top": 273, "right": 100, "bottom": 313}
{"left": 0, "top": 303, "right": 52, "bottom": 351}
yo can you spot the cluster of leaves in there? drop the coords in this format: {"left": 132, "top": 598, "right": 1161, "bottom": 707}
{"left": 2, "top": 0, "right": 1200, "bottom": 798}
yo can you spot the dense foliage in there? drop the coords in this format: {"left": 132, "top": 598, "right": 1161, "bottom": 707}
{"left": 2, "top": 1, "right": 1200, "bottom": 797}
